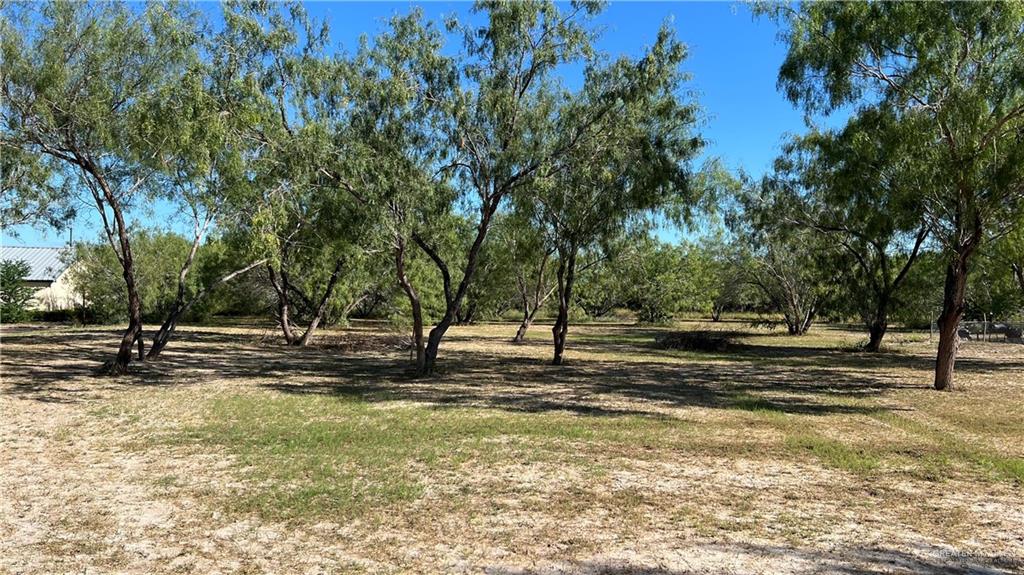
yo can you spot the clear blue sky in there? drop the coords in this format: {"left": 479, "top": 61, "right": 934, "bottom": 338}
{"left": 4, "top": 1, "right": 847, "bottom": 248}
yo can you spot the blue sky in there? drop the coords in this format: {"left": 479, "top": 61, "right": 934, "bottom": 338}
{"left": 5, "top": 1, "right": 847, "bottom": 247}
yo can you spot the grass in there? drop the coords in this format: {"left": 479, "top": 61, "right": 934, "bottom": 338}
{"left": 3, "top": 319, "right": 1023, "bottom": 573}
{"left": 783, "top": 433, "right": 882, "bottom": 473}
{"left": 156, "top": 380, "right": 1023, "bottom": 523}
{"left": 167, "top": 393, "right": 694, "bottom": 521}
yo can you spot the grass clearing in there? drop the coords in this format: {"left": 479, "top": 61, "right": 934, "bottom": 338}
{"left": 2, "top": 320, "right": 1022, "bottom": 574}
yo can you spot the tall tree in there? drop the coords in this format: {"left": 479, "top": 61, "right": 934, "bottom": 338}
{"left": 397, "top": 0, "right": 610, "bottom": 374}
{"left": 526, "top": 24, "right": 704, "bottom": 364}
{"left": 765, "top": 1, "right": 1024, "bottom": 389}
{"left": 341, "top": 9, "right": 456, "bottom": 373}
{"left": 1, "top": 1, "right": 200, "bottom": 373}
{"left": 217, "top": 1, "right": 378, "bottom": 348}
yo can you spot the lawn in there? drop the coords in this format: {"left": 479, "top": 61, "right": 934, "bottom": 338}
{"left": 1, "top": 320, "right": 1022, "bottom": 574}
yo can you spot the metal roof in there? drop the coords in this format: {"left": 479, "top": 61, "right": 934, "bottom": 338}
{"left": 0, "top": 245, "right": 71, "bottom": 282}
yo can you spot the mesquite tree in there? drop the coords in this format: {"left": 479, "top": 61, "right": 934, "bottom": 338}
{"left": 731, "top": 180, "right": 835, "bottom": 336}
{"left": 772, "top": 109, "right": 930, "bottom": 351}
{"left": 1, "top": 1, "right": 199, "bottom": 373}
{"left": 764, "top": 2, "right": 1024, "bottom": 389}
{"left": 143, "top": 30, "right": 271, "bottom": 359}
{"left": 400, "top": 0, "right": 608, "bottom": 375}
{"left": 341, "top": 9, "right": 456, "bottom": 373}
{"left": 495, "top": 213, "right": 557, "bottom": 343}
{"left": 526, "top": 24, "right": 704, "bottom": 364}
{"left": 218, "top": 1, "right": 377, "bottom": 347}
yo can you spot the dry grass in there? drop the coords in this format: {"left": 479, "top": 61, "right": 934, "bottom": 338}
{"left": 1, "top": 319, "right": 1022, "bottom": 574}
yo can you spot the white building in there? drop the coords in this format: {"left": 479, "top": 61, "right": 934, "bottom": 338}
{"left": 1, "top": 245, "right": 82, "bottom": 311}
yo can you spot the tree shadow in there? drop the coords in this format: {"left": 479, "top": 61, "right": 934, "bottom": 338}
{"left": 1, "top": 326, "right": 1016, "bottom": 416}
{"left": 481, "top": 540, "right": 1021, "bottom": 574}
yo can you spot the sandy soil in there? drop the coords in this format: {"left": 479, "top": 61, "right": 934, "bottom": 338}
{"left": 1, "top": 322, "right": 1022, "bottom": 574}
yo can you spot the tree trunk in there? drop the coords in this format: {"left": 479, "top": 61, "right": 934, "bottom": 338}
{"left": 84, "top": 163, "right": 141, "bottom": 375}
{"left": 294, "top": 258, "right": 345, "bottom": 347}
{"left": 457, "top": 301, "right": 477, "bottom": 325}
{"left": 863, "top": 295, "right": 889, "bottom": 352}
{"left": 148, "top": 219, "right": 205, "bottom": 360}
{"left": 422, "top": 317, "right": 450, "bottom": 376}
{"left": 147, "top": 259, "right": 266, "bottom": 360}
{"left": 513, "top": 317, "right": 532, "bottom": 343}
{"left": 267, "top": 264, "right": 298, "bottom": 345}
{"left": 513, "top": 288, "right": 549, "bottom": 344}
{"left": 109, "top": 265, "right": 144, "bottom": 374}
{"left": 865, "top": 318, "right": 887, "bottom": 352}
{"left": 513, "top": 304, "right": 543, "bottom": 344}
{"left": 552, "top": 249, "right": 577, "bottom": 365}
{"left": 416, "top": 208, "right": 495, "bottom": 376}
{"left": 1013, "top": 263, "right": 1024, "bottom": 297}
{"left": 934, "top": 253, "right": 971, "bottom": 391}
{"left": 395, "top": 238, "right": 425, "bottom": 375}
{"left": 711, "top": 305, "right": 723, "bottom": 322}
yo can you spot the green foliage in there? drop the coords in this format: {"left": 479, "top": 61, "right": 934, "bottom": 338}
{"left": 573, "top": 256, "right": 628, "bottom": 319}
{"left": 730, "top": 184, "right": 836, "bottom": 335}
{"left": 771, "top": 108, "right": 931, "bottom": 337}
{"left": 0, "top": 259, "right": 34, "bottom": 323}
{"left": 69, "top": 232, "right": 261, "bottom": 324}
{"left": 620, "top": 238, "right": 716, "bottom": 324}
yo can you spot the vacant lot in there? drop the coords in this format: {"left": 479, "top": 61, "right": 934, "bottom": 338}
{"left": 2, "top": 321, "right": 1022, "bottom": 574}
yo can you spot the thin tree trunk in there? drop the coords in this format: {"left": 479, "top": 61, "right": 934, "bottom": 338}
{"left": 147, "top": 259, "right": 266, "bottom": 359}
{"left": 267, "top": 264, "right": 298, "bottom": 345}
{"left": 512, "top": 251, "right": 554, "bottom": 344}
{"left": 294, "top": 258, "right": 345, "bottom": 347}
{"left": 81, "top": 161, "right": 141, "bottom": 375}
{"left": 147, "top": 214, "right": 206, "bottom": 359}
{"left": 1013, "top": 263, "right": 1024, "bottom": 297}
{"left": 416, "top": 214, "right": 494, "bottom": 376}
{"left": 395, "top": 237, "right": 425, "bottom": 374}
{"left": 552, "top": 248, "right": 577, "bottom": 365}
{"left": 513, "top": 316, "right": 533, "bottom": 343}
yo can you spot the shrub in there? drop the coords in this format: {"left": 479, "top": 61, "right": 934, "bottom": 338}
{"left": 0, "top": 260, "right": 34, "bottom": 323}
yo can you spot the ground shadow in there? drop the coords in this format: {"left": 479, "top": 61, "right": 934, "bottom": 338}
{"left": 481, "top": 540, "right": 1021, "bottom": 574}
{"left": 2, "top": 325, "right": 1017, "bottom": 417}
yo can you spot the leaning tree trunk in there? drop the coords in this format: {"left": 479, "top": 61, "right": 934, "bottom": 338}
{"left": 552, "top": 249, "right": 577, "bottom": 366}
{"left": 85, "top": 162, "right": 141, "bottom": 375}
{"left": 395, "top": 238, "right": 426, "bottom": 375}
{"left": 417, "top": 214, "right": 493, "bottom": 376}
{"left": 147, "top": 224, "right": 203, "bottom": 360}
{"left": 934, "top": 253, "right": 972, "bottom": 391}
{"left": 147, "top": 259, "right": 266, "bottom": 359}
{"left": 423, "top": 314, "right": 453, "bottom": 376}
{"left": 513, "top": 305, "right": 541, "bottom": 344}
{"left": 512, "top": 251, "right": 553, "bottom": 344}
{"left": 513, "top": 288, "right": 553, "bottom": 344}
{"left": 294, "top": 258, "right": 345, "bottom": 347}
{"left": 114, "top": 263, "right": 144, "bottom": 374}
{"left": 267, "top": 264, "right": 299, "bottom": 345}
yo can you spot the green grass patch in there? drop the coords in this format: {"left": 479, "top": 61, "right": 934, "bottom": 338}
{"left": 871, "top": 411, "right": 1024, "bottom": 483}
{"left": 784, "top": 433, "right": 881, "bottom": 473}
{"left": 166, "top": 393, "right": 690, "bottom": 521}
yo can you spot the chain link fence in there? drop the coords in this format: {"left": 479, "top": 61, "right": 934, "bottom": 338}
{"left": 930, "top": 320, "right": 1024, "bottom": 343}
